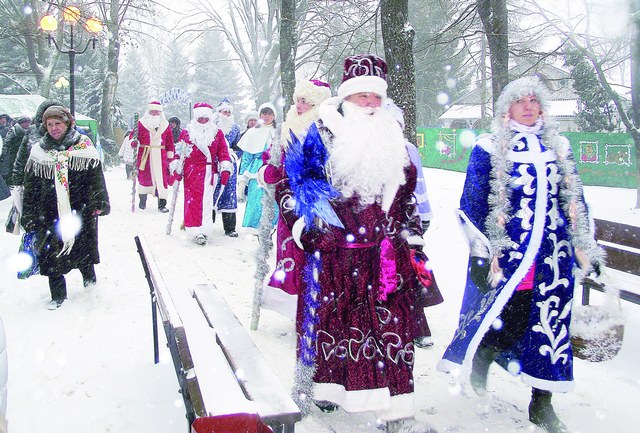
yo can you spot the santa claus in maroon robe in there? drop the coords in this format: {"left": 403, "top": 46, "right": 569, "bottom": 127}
{"left": 175, "top": 102, "right": 232, "bottom": 245}
{"left": 133, "top": 100, "right": 175, "bottom": 212}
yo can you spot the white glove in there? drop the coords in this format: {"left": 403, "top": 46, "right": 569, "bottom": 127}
{"left": 169, "top": 159, "right": 181, "bottom": 174}
{"left": 237, "top": 178, "right": 247, "bottom": 202}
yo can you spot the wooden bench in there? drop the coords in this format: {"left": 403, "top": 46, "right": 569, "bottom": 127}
{"left": 581, "top": 218, "right": 640, "bottom": 305}
{"left": 134, "top": 234, "right": 301, "bottom": 433}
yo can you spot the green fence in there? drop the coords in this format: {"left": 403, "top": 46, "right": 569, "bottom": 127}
{"left": 416, "top": 127, "right": 638, "bottom": 188}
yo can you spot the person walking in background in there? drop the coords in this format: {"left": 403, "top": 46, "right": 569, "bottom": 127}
{"left": 0, "top": 115, "right": 31, "bottom": 183}
{"left": 21, "top": 105, "right": 110, "bottom": 309}
{"left": 257, "top": 78, "right": 331, "bottom": 319}
{"left": 0, "top": 114, "right": 11, "bottom": 140}
{"left": 237, "top": 102, "right": 277, "bottom": 230}
{"left": 118, "top": 125, "right": 137, "bottom": 180}
{"left": 133, "top": 101, "right": 175, "bottom": 213}
{"left": 213, "top": 98, "right": 241, "bottom": 237}
{"left": 277, "top": 54, "right": 437, "bottom": 433}
{"left": 170, "top": 102, "right": 232, "bottom": 245}
{"left": 437, "top": 76, "right": 602, "bottom": 433}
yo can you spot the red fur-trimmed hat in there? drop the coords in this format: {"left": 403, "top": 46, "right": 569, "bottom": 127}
{"left": 147, "top": 100, "right": 163, "bottom": 112}
{"left": 193, "top": 102, "right": 214, "bottom": 119}
{"left": 337, "top": 54, "right": 388, "bottom": 100}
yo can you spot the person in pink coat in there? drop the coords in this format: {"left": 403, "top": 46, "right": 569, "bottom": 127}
{"left": 172, "top": 102, "right": 232, "bottom": 245}
{"left": 132, "top": 101, "right": 175, "bottom": 212}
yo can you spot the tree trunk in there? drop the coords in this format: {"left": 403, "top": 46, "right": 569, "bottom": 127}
{"left": 477, "top": 0, "right": 509, "bottom": 112}
{"left": 279, "top": 0, "right": 296, "bottom": 115}
{"left": 99, "top": 0, "right": 121, "bottom": 139}
{"left": 631, "top": 0, "right": 640, "bottom": 208}
{"left": 380, "top": 0, "right": 417, "bottom": 144}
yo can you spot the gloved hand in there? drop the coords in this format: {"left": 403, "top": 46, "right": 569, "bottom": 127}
{"left": 421, "top": 220, "right": 431, "bottom": 233}
{"left": 169, "top": 158, "right": 181, "bottom": 174}
{"left": 591, "top": 261, "right": 602, "bottom": 277}
{"left": 469, "top": 256, "right": 491, "bottom": 293}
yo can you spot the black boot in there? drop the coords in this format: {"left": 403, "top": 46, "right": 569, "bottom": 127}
{"left": 158, "top": 198, "right": 169, "bottom": 213}
{"left": 138, "top": 194, "right": 147, "bottom": 210}
{"left": 529, "top": 388, "right": 569, "bottom": 433}
{"left": 470, "top": 345, "right": 498, "bottom": 395}
{"left": 223, "top": 213, "right": 238, "bottom": 237}
{"left": 48, "top": 275, "right": 67, "bottom": 309}
{"left": 80, "top": 264, "right": 97, "bottom": 287}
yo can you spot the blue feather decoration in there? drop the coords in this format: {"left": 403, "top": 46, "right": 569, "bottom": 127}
{"left": 285, "top": 123, "right": 344, "bottom": 229}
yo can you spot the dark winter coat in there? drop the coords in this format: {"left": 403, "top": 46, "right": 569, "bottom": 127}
{"left": 0, "top": 124, "right": 27, "bottom": 178}
{"left": 21, "top": 128, "right": 110, "bottom": 277}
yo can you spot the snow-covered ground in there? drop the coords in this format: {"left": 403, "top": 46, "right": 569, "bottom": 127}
{"left": 0, "top": 166, "right": 638, "bottom": 433}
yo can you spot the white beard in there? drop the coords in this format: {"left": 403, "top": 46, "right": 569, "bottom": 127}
{"left": 329, "top": 101, "right": 409, "bottom": 208}
{"left": 216, "top": 113, "right": 235, "bottom": 135}
{"left": 141, "top": 113, "right": 163, "bottom": 130}
{"left": 187, "top": 119, "right": 219, "bottom": 158}
{"left": 280, "top": 105, "right": 320, "bottom": 148}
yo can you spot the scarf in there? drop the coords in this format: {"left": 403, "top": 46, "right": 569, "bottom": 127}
{"left": 26, "top": 132, "right": 101, "bottom": 255}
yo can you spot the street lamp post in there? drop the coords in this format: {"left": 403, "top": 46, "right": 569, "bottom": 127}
{"left": 40, "top": 7, "right": 103, "bottom": 116}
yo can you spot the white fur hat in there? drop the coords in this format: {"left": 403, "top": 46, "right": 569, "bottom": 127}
{"left": 293, "top": 79, "right": 332, "bottom": 106}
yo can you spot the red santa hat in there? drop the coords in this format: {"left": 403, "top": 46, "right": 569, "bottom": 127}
{"left": 217, "top": 98, "right": 233, "bottom": 113}
{"left": 337, "top": 54, "right": 388, "bottom": 100}
{"left": 193, "top": 102, "right": 214, "bottom": 119}
{"left": 147, "top": 100, "right": 163, "bottom": 112}
{"left": 293, "top": 79, "right": 332, "bottom": 107}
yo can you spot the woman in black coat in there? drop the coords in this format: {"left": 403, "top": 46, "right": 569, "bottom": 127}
{"left": 21, "top": 105, "right": 110, "bottom": 310}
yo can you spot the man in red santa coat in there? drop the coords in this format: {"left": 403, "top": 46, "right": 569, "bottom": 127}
{"left": 133, "top": 100, "right": 175, "bottom": 212}
{"left": 173, "top": 102, "right": 232, "bottom": 245}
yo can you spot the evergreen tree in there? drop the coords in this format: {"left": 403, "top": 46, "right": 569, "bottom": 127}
{"left": 410, "top": 1, "right": 473, "bottom": 127}
{"left": 190, "top": 30, "right": 244, "bottom": 111}
{"left": 157, "top": 38, "right": 192, "bottom": 121}
{"left": 116, "top": 51, "right": 154, "bottom": 121}
{"left": 565, "top": 49, "right": 617, "bottom": 132}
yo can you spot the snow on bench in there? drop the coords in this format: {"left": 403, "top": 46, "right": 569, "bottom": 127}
{"left": 581, "top": 219, "right": 640, "bottom": 306}
{"left": 134, "top": 234, "right": 301, "bottom": 433}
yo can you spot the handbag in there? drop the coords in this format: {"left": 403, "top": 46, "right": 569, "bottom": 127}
{"left": 410, "top": 249, "right": 444, "bottom": 307}
{"left": 17, "top": 232, "right": 40, "bottom": 279}
{"left": 5, "top": 204, "right": 20, "bottom": 235}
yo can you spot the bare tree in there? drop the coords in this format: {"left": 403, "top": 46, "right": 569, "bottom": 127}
{"left": 280, "top": 0, "right": 296, "bottom": 113}
{"left": 380, "top": 0, "right": 416, "bottom": 143}
{"left": 477, "top": 0, "right": 509, "bottom": 110}
{"left": 526, "top": 0, "right": 640, "bottom": 207}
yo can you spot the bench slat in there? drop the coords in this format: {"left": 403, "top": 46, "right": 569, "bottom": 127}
{"left": 599, "top": 245, "right": 640, "bottom": 275}
{"left": 595, "top": 218, "right": 640, "bottom": 250}
{"left": 191, "top": 284, "right": 302, "bottom": 426}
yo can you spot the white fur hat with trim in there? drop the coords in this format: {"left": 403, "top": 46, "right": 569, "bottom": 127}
{"left": 294, "top": 79, "right": 332, "bottom": 106}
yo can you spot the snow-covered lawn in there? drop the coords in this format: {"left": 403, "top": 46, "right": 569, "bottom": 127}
{"left": 0, "top": 166, "right": 638, "bottom": 433}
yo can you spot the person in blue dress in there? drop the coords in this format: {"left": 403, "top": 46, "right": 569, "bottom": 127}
{"left": 213, "top": 98, "right": 242, "bottom": 237}
{"left": 237, "top": 102, "right": 277, "bottom": 230}
{"left": 437, "top": 76, "right": 602, "bottom": 433}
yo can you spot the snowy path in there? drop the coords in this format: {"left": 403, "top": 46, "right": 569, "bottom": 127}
{"left": 0, "top": 166, "right": 638, "bottom": 433}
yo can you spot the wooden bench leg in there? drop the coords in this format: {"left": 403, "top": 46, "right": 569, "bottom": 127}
{"left": 582, "top": 285, "right": 590, "bottom": 306}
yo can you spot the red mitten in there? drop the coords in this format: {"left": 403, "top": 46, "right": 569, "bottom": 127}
{"left": 220, "top": 170, "right": 230, "bottom": 186}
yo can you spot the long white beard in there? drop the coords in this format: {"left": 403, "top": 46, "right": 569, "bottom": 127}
{"left": 281, "top": 105, "right": 320, "bottom": 148}
{"left": 216, "top": 113, "right": 235, "bottom": 135}
{"left": 329, "top": 101, "right": 409, "bottom": 207}
{"left": 187, "top": 119, "right": 218, "bottom": 153}
{"left": 142, "top": 113, "right": 163, "bottom": 129}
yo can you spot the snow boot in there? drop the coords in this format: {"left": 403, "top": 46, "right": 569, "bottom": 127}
{"left": 223, "top": 213, "right": 238, "bottom": 237}
{"left": 158, "top": 198, "right": 169, "bottom": 213}
{"left": 138, "top": 194, "right": 147, "bottom": 210}
{"left": 470, "top": 345, "right": 498, "bottom": 395}
{"left": 414, "top": 336, "right": 434, "bottom": 348}
{"left": 48, "top": 275, "right": 67, "bottom": 310}
{"left": 386, "top": 417, "right": 439, "bottom": 433}
{"left": 528, "top": 388, "right": 569, "bottom": 433}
